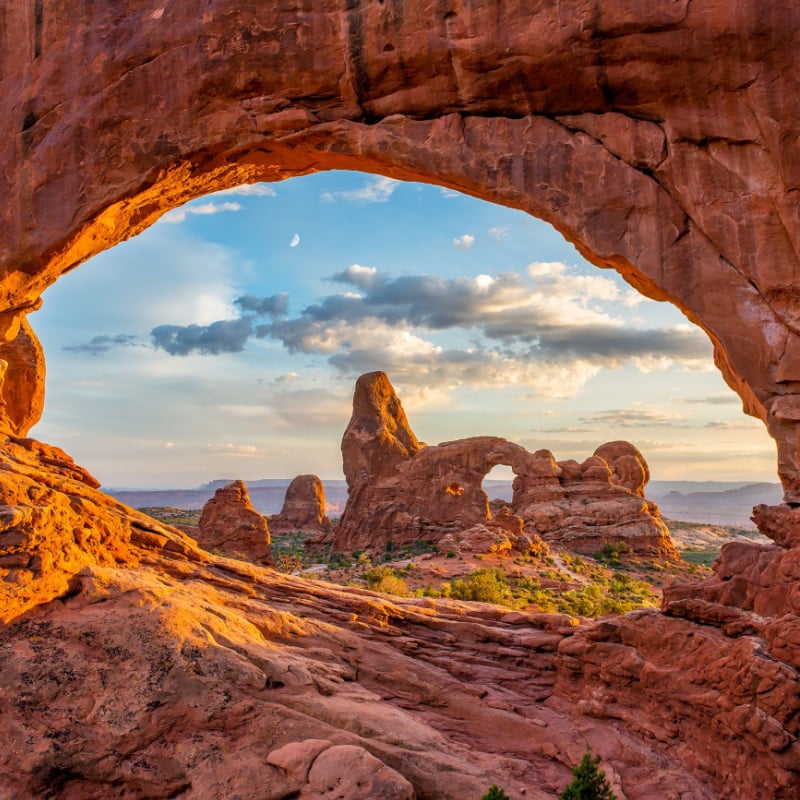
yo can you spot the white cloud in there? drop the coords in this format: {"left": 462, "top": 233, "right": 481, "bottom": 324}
{"left": 214, "top": 184, "right": 277, "bottom": 197}
{"left": 488, "top": 225, "right": 509, "bottom": 241}
{"left": 161, "top": 201, "right": 242, "bottom": 224}
{"left": 331, "top": 264, "right": 379, "bottom": 289}
{"left": 527, "top": 261, "right": 567, "bottom": 279}
{"left": 274, "top": 372, "right": 301, "bottom": 384}
{"left": 453, "top": 234, "right": 476, "bottom": 251}
{"left": 206, "top": 442, "right": 262, "bottom": 456}
{"left": 320, "top": 176, "right": 400, "bottom": 204}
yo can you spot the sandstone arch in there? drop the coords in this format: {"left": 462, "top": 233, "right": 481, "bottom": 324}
{"left": 2, "top": 0, "right": 799, "bottom": 500}
{"left": 0, "top": 0, "right": 800, "bottom": 502}
{"left": 2, "top": 5, "right": 800, "bottom": 796}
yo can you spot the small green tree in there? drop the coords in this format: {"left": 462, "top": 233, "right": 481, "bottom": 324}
{"left": 481, "top": 786, "right": 510, "bottom": 800}
{"left": 560, "top": 749, "right": 617, "bottom": 800}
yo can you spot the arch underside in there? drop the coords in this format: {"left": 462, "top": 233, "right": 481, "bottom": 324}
{"left": 2, "top": 0, "right": 799, "bottom": 497}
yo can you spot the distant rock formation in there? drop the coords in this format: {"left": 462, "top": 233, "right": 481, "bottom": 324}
{"left": 270, "top": 474, "right": 332, "bottom": 535}
{"left": 335, "top": 372, "right": 677, "bottom": 559}
{"left": 197, "top": 480, "right": 271, "bottom": 564}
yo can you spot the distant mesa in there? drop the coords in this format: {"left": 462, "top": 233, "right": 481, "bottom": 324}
{"left": 196, "top": 480, "right": 272, "bottom": 564}
{"left": 335, "top": 371, "right": 678, "bottom": 559}
{"left": 269, "top": 474, "right": 332, "bottom": 535}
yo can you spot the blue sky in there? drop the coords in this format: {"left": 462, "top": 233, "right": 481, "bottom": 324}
{"left": 30, "top": 171, "right": 776, "bottom": 488}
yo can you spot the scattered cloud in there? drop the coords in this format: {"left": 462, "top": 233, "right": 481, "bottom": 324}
{"left": 289, "top": 233, "right": 300, "bottom": 247}
{"left": 146, "top": 262, "right": 711, "bottom": 402}
{"left": 215, "top": 184, "right": 277, "bottom": 197}
{"left": 235, "top": 293, "right": 289, "bottom": 316}
{"left": 205, "top": 443, "right": 262, "bottom": 456}
{"left": 682, "top": 394, "right": 740, "bottom": 405}
{"left": 164, "top": 442, "right": 175, "bottom": 449}
{"left": 453, "top": 234, "right": 476, "bottom": 251}
{"left": 258, "top": 265, "right": 709, "bottom": 370}
{"left": 331, "top": 264, "right": 380, "bottom": 289}
{"left": 151, "top": 318, "right": 253, "bottom": 356}
{"left": 440, "top": 188, "right": 460, "bottom": 199}
{"left": 579, "top": 408, "right": 690, "bottom": 428}
{"left": 488, "top": 225, "right": 509, "bottom": 241}
{"left": 161, "top": 201, "right": 242, "bottom": 224}
{"left": 320, "top": 176, "right": 400, "bottom": 204}
{"left": 63, "top": 334, "right": 141, "bottom": 356}
{"left": 704, "top": 419, "right": 763, "bottom": 430}
{"left": 530, "top": 425, "right": 600, "bottom": 433}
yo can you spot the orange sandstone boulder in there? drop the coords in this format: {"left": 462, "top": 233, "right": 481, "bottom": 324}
{"left": 270, "top": 474, "right": 332, "bottom": 535}
{"left": 197, "top": 480, "right": 271, "bottom": 564}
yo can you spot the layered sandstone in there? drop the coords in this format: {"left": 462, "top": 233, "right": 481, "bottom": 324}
{"left": 1, "top": 504, "right": 797, "bottom": 799}
{"left": 197, "top": 480, "right": 271, "bottom": 564}
{"left": 269, "top": 473, "right": 332, "bottom": 535}
{"left": 0, "top": 427, "right": 797, "bottom": 797}
{"left": 335, "top": 373, "right": 676, "bottom": 559}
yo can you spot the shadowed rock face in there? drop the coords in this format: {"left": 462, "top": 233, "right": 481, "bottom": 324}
{"left": 270, "top": 473, "right": 332, "bottom": 534}
{"left": 2, "top": 0, "right": 800, "bottom": 496}
{"left": 335, "top": 372, "right": 677, "bottom": 559}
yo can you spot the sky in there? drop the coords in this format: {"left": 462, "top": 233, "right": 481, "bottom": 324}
{"left": 30, "top": 171, "right": 778, "bottom": 489}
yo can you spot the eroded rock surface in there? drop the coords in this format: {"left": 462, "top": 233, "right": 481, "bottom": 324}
{"left": 2, "top": 2, "right": 800, "bottom": 797}
{"left": 0, "top": 434, "right": 798, "bottom": 798}
{"left": 270, "top": 473, "right": 332, "bottom": 535}
{"left": 335, "top": 373, "right": 677, "bottom": 559}
{"left": 197, "top": 480, "right": 271, "bottom": 564}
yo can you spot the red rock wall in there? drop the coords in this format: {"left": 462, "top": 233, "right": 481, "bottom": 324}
{"left": 1, "top": 1, "right": 799, "bottom": 495}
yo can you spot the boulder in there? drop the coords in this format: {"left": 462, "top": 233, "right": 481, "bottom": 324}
{"left": 270, "top": 474, "right": 332, "bottom": 535}
{"left": 197, "top": 480, "right": 271, "bottom": 564}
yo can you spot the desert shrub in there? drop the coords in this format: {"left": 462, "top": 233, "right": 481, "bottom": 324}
{"left": 481, "top": 786, "right": 510, "bottom": 800}
{"left": 365, "top": 566, "right": 408, "bottom": 596}
{"left": 560, "top": 748, "right": 617, "bottom": 799}
{"left": 449, "top": 568, "right": 517, "bottom": 605}
{"left": 327, "top": 551, "right": 352, "bottom": 569}
{"left": 274, "top": 553, "right": 304, "bottom": 573}
{"left": 593, "top": 542, "right": 629, "bottom": 567}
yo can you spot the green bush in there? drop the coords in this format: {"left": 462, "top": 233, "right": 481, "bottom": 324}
{"left": 560, "top": 749, "right": 617, "bottom": 800}
{"left": 365, "top": 566, "right": 408, "bottom": 596}
{"left": 481, "top": 786, "right": 510, "bottom": 800}
{"left": 449, "top": 568, "right": 517, "bottom": 605}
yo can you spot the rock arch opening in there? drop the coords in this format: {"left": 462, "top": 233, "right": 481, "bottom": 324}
{"left": 21, "top": 170, "right": 773, "bottom": 497}
{"left": 4, "top": 0, "right": 799, "bottom": 498}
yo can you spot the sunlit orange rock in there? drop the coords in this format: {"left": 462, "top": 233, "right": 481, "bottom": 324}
{"left": 0, "top": 317, "right": 45, "bottom": 436}
{"left": 335, "top": 373, "right": 677, "bottom": 559}
{"left": 197, "top": 480, "right": 271, "bottom": 564}
{"left": 269, "top": 474, "right": 332, "bottom": 535}
{"left": 0, "top": 428, "right": 797, "bottom": 798}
